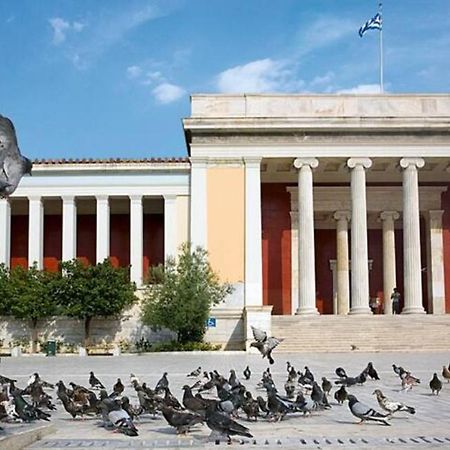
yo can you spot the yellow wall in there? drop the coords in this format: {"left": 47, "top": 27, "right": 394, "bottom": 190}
{"left": 207, "top": 166, "right": 245, "bottom": 282}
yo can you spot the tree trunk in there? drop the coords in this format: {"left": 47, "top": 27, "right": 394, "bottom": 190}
{"left": 30, "top": 318, "right": 38, "bottom": 353}
{"left": 84, "top": 317, "right": 92, "bottom": 348}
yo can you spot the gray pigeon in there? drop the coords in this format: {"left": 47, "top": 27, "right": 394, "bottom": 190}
{"left": 250, "top": 326, "right": 283, "bottom": 365}
{"left": 347, "top": 394, "right": 390, "bottom": 426}
{"left": 0, "top": 115, "right": 32, "bottom": 197}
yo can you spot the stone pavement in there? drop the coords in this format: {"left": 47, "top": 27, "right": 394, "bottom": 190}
{"left": 1, "top": 351, "right": 450, "bottom": 448}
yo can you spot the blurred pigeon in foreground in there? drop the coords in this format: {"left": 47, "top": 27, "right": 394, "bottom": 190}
{"left": 0, "top": 115, "right": 32, "bottom": 197}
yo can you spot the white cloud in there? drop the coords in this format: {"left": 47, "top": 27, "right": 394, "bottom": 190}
{"left": 337, "top": 84, "right": 382, "bottom": 94}
{"left": 152, "top": 83, "right": 186, "bottom": 104}
{"left": 310, "top": 72, "right": 335, "bottom": 88}
{"left": 142, "top": 71, "right": 164, "bottom": 85}
{"left": 126, "top": 65, "right": 142, "bottom": 79}
{"left": 49, "top": 17, "right": 85, "bottom": 45}
{"left": 216, "top": 58, "right": 303, "bottom": 93}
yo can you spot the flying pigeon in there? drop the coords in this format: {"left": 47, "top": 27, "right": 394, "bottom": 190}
{"left": 346, "top": 394, "right": 390, "bottom": 426}
{"left": 250, "top": 326, "right": 284, "bottom": 365}
{"left": 0, "top": 115, "right": 32, "bottom": 197}
{"left": 372, "top": 389, "right": 415, "bottom": 416}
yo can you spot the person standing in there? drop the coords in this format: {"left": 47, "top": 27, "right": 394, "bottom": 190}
{"left": 391, "top": 287, "right": 401, "bottom": 314}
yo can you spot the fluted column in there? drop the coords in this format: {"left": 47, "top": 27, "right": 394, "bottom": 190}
{"left": 130, "top": 195, "right": 143, "bottom": 286}
{"left": 293, "top": 158, "right": 318, "bottom": 315}
{"left": 428, "top": 210, "right": 445, "bottom": 314}
{"left": 244, "top": 157, "right": 263, "bottom": 307}
{"left": 347, "top": 158, "right": 372, "bottom": 315}
{"left": 96, "top": 195, "right": 110, "bottom": 263}
{"left": 28, "top": 196, "right": 44, "bottom": 269}
{"left": 379, "top": 211, "right": 399, "bottom": 315}
{"left": 164, "top": 195, "right": 177, "bottom": 260}
{"left": 334, "top": 211, "right": 350, "bottom": 315}
{"left": 190, "top": 157, "right": 208, "bottom": 249}
{"left": 400, "top": 158, "right": 425, "bottom": 314}
{"left": 62, "top": 196, "right": 77, "bottom": 262}
{"left": 0, "top": 199, "right": 11, "bottom": 266}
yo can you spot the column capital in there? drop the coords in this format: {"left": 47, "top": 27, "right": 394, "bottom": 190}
{"left": 333, "top": 210, "right": 351, "bottom": 222}
{"left": 243, "top": 156, "right": 262, "bottom": 167}
{"left": 379, "top": 210, "right": 400, "bottom": 221}
{"left": 95, "top": 195, "right": 109, "bottom": 203}
{"left": 399, "top": 157, "right": 425, "bottom": 170}
{"left": 28, "top": 195, "right": 43, "bottom": 203}
{"left": 129, "top": 194, "right": 143, "bottom": 203}
{"left": 61, "top": 195, "right": 76, "bottom": 204}
{"left": 293, "top": 158, "right": 318, "bottom": 170}
{"left": 347, "top": 158, "right": 372, "bottom": 170}
{"left": 429, "top": 209, "right": 444, "bottom": 222}
{"left": 163, "top": 194, "right": 177, "bottom": 202}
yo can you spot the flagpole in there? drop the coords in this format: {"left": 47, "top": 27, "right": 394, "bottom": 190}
{"left": 379, "top": 2, "right": 384, "bottom": 93}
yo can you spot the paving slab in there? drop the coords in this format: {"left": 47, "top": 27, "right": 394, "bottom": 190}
{"left": 0, "top": 351, "right": 449, "bottom": 449}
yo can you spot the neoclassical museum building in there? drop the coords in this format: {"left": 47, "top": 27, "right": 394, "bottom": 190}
{"left": 2, "top": 94, "right": 450, "bottom": 351}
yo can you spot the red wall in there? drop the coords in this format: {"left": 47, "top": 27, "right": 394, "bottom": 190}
{"left": 10, "top": 215, "right": 28, "bottom": 268}
{"left": 110, "top": 214, "right": 130, "bottom": 268}
{"left": 315, "top": 229, "right": 336, "bottom": 314}
{"left": 261, "top": 184, "right": 292, "bottom": 315}
{"left": 77, "top": 215, "right": 96, "bottom": 265}
{"left": 44, "top": 215, "right": 62, "bottom": 272}
{"left": 143, "top": 214, "right": 164, "bottom": 281}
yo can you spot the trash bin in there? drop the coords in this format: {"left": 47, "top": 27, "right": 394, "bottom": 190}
{"left": 46, "top": 340, "right": 56, "bottom": 357}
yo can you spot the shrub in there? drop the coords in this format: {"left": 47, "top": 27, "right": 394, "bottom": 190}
{"left": 141, "top": 243, "right": 233, "bottom": 344}
{"left": 150, "top": 340, "right": 221, "bottom": 352}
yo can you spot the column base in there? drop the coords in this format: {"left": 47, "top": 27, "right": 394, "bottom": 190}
{"left": 401, "top": 306, "right": 426, "bottom": 314}
{"left": 349, "top": 307, "right": 372, "bottom": 315}
{"left": 295, "top": 307, "right": 319, "bottom": 315}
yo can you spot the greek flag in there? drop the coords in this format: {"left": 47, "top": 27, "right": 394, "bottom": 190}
{"left": 359, "top": 12, "right": 382, "bottom": 37}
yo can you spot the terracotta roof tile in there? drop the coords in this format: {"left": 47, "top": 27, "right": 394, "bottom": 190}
{"left": 32, "top": 157, "right": 189, "bottom": 165}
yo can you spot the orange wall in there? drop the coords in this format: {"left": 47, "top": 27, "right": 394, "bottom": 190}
{"left": 207, "top": 166, "right": 245, "bottom": 282}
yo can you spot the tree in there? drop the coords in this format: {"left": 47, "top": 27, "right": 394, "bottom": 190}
{"left": 9, "top": 264, "right": 61, "bottom": 353}
{"left": 0, "top": 263, "right": 12, "bottom": 316}
{"left": 58, "top": 259, "right": 136, "bottom": 347}
{"left": 141, "top": 243, "right": 233, "bottom": 344}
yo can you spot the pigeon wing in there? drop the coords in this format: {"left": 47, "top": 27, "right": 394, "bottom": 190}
{"left": 251, "top": 326, "right": 267, "bottom": 342}
{"left": 0, "top": 116, "right": 19, "bottom": 155}
{"left": 266, "top": 336, "right": 283, "bottom": 351}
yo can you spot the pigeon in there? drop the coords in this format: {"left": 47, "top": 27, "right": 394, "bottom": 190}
{"left": 429, "top": 373, "right": 442, "bottom": 395}
{"left": 335, "top": 367, "right": 347, "bottom": 379}
{"left": 205, "top": 405, "right": 252, "bottom": 443}
{"left": 161, "top": 405, "right": 203, "bottom": 434}
{"left": 442, "top": 365, "right": 450, "bottom": 383}
{"left": 365, "top": 362, "right": 380, "bottom": 380}
{"left": 182, "top": 385, "right": 208, "bottom": 416}
{"left": 311, "top": 382, "right": 331, "bottom": 409}
{"left": 334, "top": 386, "right": 348, "bottom": 405}
{"left": 400, "top": 372, "right": 420, "bottom": 392}
{"left": 106, "top": 399, "right": 138, "bottom": 436}
{"left": 155, "top": 372, "right": 169, "bottom": 393}
{"left": 0, "top": 375, "right": 17, "bottom": 384}
{"left": 0, "top": 115, "right": 32, "bottom": 197}
{"left": 89, "top": 371, "right": 105, "bottom": 389}
{"left": 346, "top": 394, "right": 390, "bottom": 426}
{"left": 11, "top": 392, "right": 51, "bottom": 422}
{"left": 321, "top": 377, "right": 332, "bottom": 395}
{"left": 187, "top": 367, "right": 202, "bottom": 378}
{"left": 392, "top": 364, "right": 407, "bottom": 378}
{"left": 113, "top": 378, "right": 124, "bottom": 395}
{"left": 243, "top": 366, "right": 251, "bottom": 380}
{"left": 304, "top": 366, "right": 315, "bottom": 383}
{"left": 242, "top": 392, "right": 260, "bottom": 421}
{"left": 372, "top": 390, "right": 415, "bottom": 416}
{"left": 250, "top": 326, "right": 283, "bottom": 365}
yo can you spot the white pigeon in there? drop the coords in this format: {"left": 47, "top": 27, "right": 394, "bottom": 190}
{"left": 372, "top": 389, "right": 415, "bottom": 416}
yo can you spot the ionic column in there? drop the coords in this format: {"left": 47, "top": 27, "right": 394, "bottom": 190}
{"left": 164, "top": 195, "right": 177, "bottom": 260}
{"left": 62, "top": 196, "right": 77, "bottom": 262}
{"left": 428, "top": 210, "right": 445, "bottom": 314}
{"left": 0, "top": 199, "right": 11, "bottom": 266}
{"left": 244, "top": 157, "right": 263, "bottom": 307}
{"left": 400, "top": 158, "right": 425, "bottom": 314}
{"left": 379, "top": 211, "right": 399, "bottom": 315}
{"left": 96, "top": 195, "right": 110, "bottom": 263}
{"left": 28, "top": 196, "right": 44, "bottom": 269}
{"left": 190, "top": 157, "right": 208, "bottom": 249}
{"left": 347, "top": 158, "right": 372, "bottom": 315}
{"left": 130, "top": 195, "right": 143, "bottom": 286}
{"left": 293, "top": 158, "right": 318, "bottom": 315}
{"left": 333, "top": 211, "right": 350, "bottom": 315}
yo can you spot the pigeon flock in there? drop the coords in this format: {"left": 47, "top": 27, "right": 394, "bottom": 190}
{"left": 0, "top": 328, "right": 450, "bottom": 443}
{"left": 0, "top": 115, "right": 32, "bottom": 198}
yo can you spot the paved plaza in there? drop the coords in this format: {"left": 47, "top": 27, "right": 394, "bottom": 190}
{"left": 1, "top": 351, "right": 450, "bottom": 448}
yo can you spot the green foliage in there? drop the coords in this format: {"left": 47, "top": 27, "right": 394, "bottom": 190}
{"left": 150, "top": 340, "right": 221, "bottom": 352}
{"left": 57, "top": 259, "right": 136, "bottom": 345}
{"left": 0, "top": 263, "right": 11, "bottom": 315}
{"left": 141, "top": 243, "right": 233, "bottom": 344}
{"left": 134, "top": 337, "right": 152, "bottom": 353}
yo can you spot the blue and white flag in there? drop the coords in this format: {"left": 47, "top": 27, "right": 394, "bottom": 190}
{"left": 359, "top": 12, "right": 382, "bottom": 37}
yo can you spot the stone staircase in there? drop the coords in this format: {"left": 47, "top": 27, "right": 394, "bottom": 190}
{"left": 272, "top": 315, "right": 450, "bottom": 352}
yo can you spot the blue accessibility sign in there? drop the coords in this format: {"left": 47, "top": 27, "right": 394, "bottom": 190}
{"left": 206, "top": 317, "right": 217, "bottom": 327}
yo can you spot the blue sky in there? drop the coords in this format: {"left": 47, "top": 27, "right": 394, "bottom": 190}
{"left": 1, "top": 0, "right": 449, "bottom": 159}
